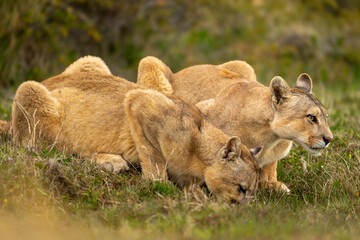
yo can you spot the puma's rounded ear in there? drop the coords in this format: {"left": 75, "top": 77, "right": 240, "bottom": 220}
{"left": 269, "top": 76, "right": 291, "bottom": 105}
{"left": 295, "top": 73, "right": 313, "bottom": 94}
{"left": 225, "top": 136, "right": 241, "bottom": 155}
{"left": 250, "top": 146, "right": 263, "bottom": 159}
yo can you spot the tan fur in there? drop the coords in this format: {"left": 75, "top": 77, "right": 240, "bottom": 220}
{"left": 9, "top": 57, "right": 261, "bottom": 203}
{"left": 137, "top": 57, "right": 333, "bottom": 192}
{"left": 62, "top": 55, "right": 111, "bottom": 75}
{"left": 136, "top": 56, "right": 174, "bottom": 95}
{"left": 218, "top": 60, "right": 257, "bottom": 82}
{"left": 0, "top": 120, "right": 11, "bottom": 137}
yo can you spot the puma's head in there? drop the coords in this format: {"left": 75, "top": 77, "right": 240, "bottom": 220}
{"left": 270, "top": 73, "right": 333, "bottom": 156}
{"left": 205, "top": 136, "right": 261, "bottom": 204}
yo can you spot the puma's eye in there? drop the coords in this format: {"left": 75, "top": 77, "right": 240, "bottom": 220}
{"left": 307, "top": 114, "right": 318, "bottom": 123}
{"left": 238, "top": 185, "right": 246, "bottom": 194}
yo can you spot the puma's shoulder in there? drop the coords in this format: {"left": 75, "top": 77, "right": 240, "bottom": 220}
{"left": 62, "top": 55, "right": 111, "bottom": 75}
{"left": 218, "top": 60, "right": 257, "bottom": 82}
{"left": 137, "top": 56, "right": 174, "bottom": 95}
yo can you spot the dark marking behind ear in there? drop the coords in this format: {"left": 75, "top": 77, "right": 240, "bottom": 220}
{"left": 169, "top": 95, "right": 203, "bottom": 132}
{"left": 250, "top": 146, "right": 263, "bottom": 159}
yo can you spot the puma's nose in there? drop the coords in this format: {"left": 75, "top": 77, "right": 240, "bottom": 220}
{"left": 323, "top": 137, "right": 333, "bottom": 145}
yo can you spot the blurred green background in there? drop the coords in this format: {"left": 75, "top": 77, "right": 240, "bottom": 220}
{"left": 0, "top": 0, "right": 359, "bottom": 87}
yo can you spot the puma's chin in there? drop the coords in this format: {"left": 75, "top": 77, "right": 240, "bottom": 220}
{"left": 296, "top": 140, "right": 322, "bottom": 156}
{"left": 308, "top": 148, "right": 322, "bottom": 157}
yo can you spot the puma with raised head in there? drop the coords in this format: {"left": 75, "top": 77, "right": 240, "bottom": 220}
{"left": 137, "top": 56, "right": 333, "bottom": 192}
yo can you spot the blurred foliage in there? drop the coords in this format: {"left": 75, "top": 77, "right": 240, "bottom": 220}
{"left": 0, "top": 0, "right": 359, "bottom": 87}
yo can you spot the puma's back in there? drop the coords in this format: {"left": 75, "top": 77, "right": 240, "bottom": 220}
{"left": 138, "top": 56, "right": 257, "bottom": 103}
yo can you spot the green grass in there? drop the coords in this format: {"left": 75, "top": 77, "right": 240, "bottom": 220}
{"left": 0, "top": 83, "right": 359, "bottom": 240}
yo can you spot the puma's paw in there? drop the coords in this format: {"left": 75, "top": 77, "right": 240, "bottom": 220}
{"left": 94, "top": 153, "right": 130, "bottom": 174}
{"left": 259, "top": 181, "right": 290, "bottom": 194}
{"left": 101, "top": 160, "right": 129, "bottom": 174}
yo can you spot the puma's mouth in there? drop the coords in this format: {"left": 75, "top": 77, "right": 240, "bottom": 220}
{"left": 296, "top": 140, "right": 323, "bottom": 156}
{"left": 305, "top": 145, "right": 322, "bottom": 156}
{"left": 310, "top": 146, "right": 325, "bottom": 150}
{"left": 293, "top": 137, "right": 330, "bottom": 156}
{"left": 309, "top": 141, "right": 329, "bottom": 154}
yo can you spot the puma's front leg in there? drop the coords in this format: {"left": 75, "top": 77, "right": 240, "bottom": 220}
{"left": 259, "top": 161, "right": 290, "bottom": 193}
{"left": 258, "top": 140, "right": 292, "bottom": 193}
{"left": 136, "top": 144, "right": 168, "bottom": 181}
